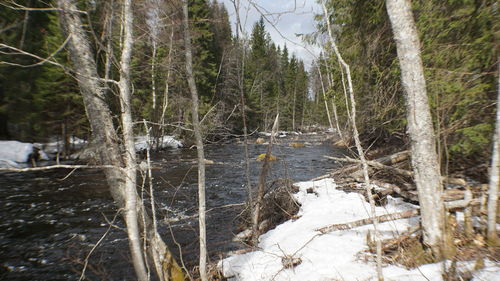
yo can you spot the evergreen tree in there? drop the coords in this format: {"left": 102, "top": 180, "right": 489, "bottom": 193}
{"left": 0, "top": 0, "right": 51, "bottom": 141}
{"left": 34, "top": 13, "right": 87, "bottom": 142}
{"left": 189, "top": 0, "right": 218, "bottom": 101}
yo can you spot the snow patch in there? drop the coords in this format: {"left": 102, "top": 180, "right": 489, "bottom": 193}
{"left": 134, "top": 135, "right": 183, "bottom": 152}
{"left": 42, "top": 136, "right": 87, "bottom": 154}
{"left": 0, "top": 141, "right": 34, "bottom": 163}
{"left": 220, "top": 178, "right": 500, "bottom": 281}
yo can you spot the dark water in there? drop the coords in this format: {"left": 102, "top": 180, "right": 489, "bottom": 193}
{"left": 0, "top": 134, "right": 344, "bottom": 280}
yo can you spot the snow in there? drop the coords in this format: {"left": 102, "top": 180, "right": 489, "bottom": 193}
{"left": 0, "top": 141, "right": 35, "bottom": 163}
{"left": 134, "top": 135, "right": 183, "bottom": 152}
{"left": 0, "top": 159, "right": 22, "bottom": 168}
{"left": 220, "top": 178, "right": 500, "bottom": 281}
{"left": 41, "top": 136, "right": 87, "bottom": 154}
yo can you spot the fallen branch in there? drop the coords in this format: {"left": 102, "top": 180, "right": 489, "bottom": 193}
{"left": 313, "top": 150, "right": 410, "bottom": 181}
{"left": 0, "top": 164, "right": 121, "bottom": 172}
{"left": 316, "top": 196, "right": 480, "bottom": 234}
{"left": 373, "top": 180, "right": 473, "bottom": 202}
{"left": 325, "top": 156, "right": 468, "bottom": 186}
{"left": 316, "top": 209, "right": 420, "bottom": 234}
{"left": 325, "top": 155, "right": 412, "bottom": 177}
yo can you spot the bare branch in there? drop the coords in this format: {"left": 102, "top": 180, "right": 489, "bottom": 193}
{"left": 0, "top": 164, "right": 122, "bottom": 173}
{"left": 0, "top": 0, "right": 86, "bottom": 13}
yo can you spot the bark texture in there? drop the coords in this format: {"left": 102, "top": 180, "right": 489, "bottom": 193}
{"left": 487, "top": 67, "right": 500, "bottom": 244}
{"left": 57, "top": 1, "right": 185, "bottom": 280}
{"left": 118, "top": 1, "right": 148, "bottom": 279}
{"left": 386, "top": 0, "right": 446, "bottom": 257}
{"left": 182, "top": 2, "right": 207, "bottom": 280}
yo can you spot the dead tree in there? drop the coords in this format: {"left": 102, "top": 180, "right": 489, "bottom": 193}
{"left": 321, "top": 2, "right": 383, "bottom": 279}
{"left": 230, "top": 0, "right": 254, "bottom": 237}
{"left": 252, "top": 114, "right": 279, "bottom": 245}
{"left": 57, "top": 0, "right": 185, "bottom": 280}
{"left": 182, "top": 1, "right": 207, "bottom": 280}
{"left": 386, "top": 0, "right": 446, "bottom": 258}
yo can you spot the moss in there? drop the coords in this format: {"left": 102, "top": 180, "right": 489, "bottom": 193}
{"left": 289, "top": 142, "right": 305, "bottom": 148}
{"left": 256, "top": 153, "right": 277, "bottom": 161}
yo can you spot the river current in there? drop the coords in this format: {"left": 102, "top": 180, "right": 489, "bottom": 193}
{"left": 0, "top": 134, "right": 344, "bottom": 280}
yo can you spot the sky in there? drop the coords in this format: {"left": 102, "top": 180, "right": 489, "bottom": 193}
{"left": 220, "top": 0, "right": 322, "bottom": 67}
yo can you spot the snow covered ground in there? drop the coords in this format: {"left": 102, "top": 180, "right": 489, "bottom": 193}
{"left": 41, "top": 136, "right": 87, "bottom": 154}
{"left": 220, "top": 178, "right": 499, "bottom": 281}
{"left": 0, "top": 135, "right": 183, "bottom": 167}
{"left": 0, "top": 140, "right": 49, "bottom": 167}
{"left": 134, "top": 135, "right": 183, "bottom": 151}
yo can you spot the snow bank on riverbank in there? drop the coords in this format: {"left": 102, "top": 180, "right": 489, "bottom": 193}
{"left": 0, "top": 141, "right": 49, "bottom": 167}
{"left": 0, "top": 141, "right": 35, "bottom": 163}
{"left": 41, "top": 136, "right": 87, "bottom": 154}
{"left": 134, "top": 135, "right": 183, "bottom": 151}
{"left": 0, "top": 135, "right": 183, "bottom": 167}
{"left": 220, "top": 178, "right": 499, "bottom": 281}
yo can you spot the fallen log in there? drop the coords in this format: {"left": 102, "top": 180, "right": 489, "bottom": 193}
{"left": 313, "top": 150, "right": 410, "bottom": 181}
{"left": 316, "top": 196, "right": 480, "bottom": 234}
{"left": 325, "top": 156, "right": 412, "bottom": 177}
{"left": 316, "top": 209, "right": 420, "bottom": 234}
{"left": 325, "top": 156, "right": 468, "bottom": 186}
{"left": 372, "top": 180, "right": 473, "bottom": 203}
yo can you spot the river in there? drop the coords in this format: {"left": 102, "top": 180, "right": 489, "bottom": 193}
{"left": 0, "top": 133, "right": 345, "bottom": 280}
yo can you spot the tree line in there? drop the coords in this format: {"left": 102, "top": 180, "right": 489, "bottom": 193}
{"left": 0, "top": 0, "right": 310, "bottom": 148}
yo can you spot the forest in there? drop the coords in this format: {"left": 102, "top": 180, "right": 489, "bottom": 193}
{"left": 0, "top": 0, "right": 498, "bottom": 280}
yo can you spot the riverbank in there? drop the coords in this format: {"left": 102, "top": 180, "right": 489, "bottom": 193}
{"left": 219, "top": 178, "right": 499, "bottom": 280}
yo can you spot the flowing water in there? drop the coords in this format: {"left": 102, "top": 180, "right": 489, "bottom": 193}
{"left": 0, "top": 134, "right": 345, "bottom": 280}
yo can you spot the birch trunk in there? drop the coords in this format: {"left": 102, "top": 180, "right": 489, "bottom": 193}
{"left": 487, "top": 66, "right": 500, "bottom": 244}
{"left": 160, "top": 27, "right": 175, "bottom": 140}
{"left": 57, "top": 1, "right": 185, "bottom": 280}
{"left": 151, "top": 41, "right": 157, "bottom": 111}
{"left": 321, "top": 2, "right": 383, "bottom": 279}
{"left": 315, "top": 61, "right": 334, "bottom": 131}
{"left": 182, "top": 2, "right": 207, "bottom": 280}
{"left": 230, "top": 0, "right": 253, "bottom": 234}
{"left": 117, "top": 1, "right": 148, "bottom": 279}
{"left": 292, "top": 81, "right": 297, "bottom": 132}
{"left": 386, "top": 0, "right": 446, "bottom": 257}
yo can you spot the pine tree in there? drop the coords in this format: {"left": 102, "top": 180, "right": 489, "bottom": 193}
{"left": 189, "top": 0, "right": 218, "bottom": 101}
{"left": 34, "top": 13, "right": 87, "bottom": 144}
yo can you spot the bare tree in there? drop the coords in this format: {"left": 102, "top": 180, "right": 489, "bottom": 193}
{"left": 487, "top": 66, "right": 500, "bottom": 245}
{"left": 118, "top": 0, "right": 148, "bottom": 279}
{"left": 230, "top": 0, "right": 254, "bottom": 238}
{"left": 252, "top": 114, "right": 279, "bottom": 244}
{"left": 182, "top": 1, "right": 207, "bottom": 280}
{"left": 321, "top": 2, "right": 383, "bottom": 280}
{"left": 386, "top": 0, "right": 446, "bottom": 258}
{"left": 56, "top": 0, "right": 185, "bottom": 279}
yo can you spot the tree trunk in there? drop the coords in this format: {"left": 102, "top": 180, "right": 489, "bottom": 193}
{"left": 252, "top": 114, "right": 279, "bottom": 244}
{"left": 386, "top": 0, "right": 446, "bottom": 258}
{"left": 321, "top": 2, "right": 383, "bottom": 279}
{"left": 292, "top": 81, "right": 297, "bottom": 132}
{"left": 182, "top": 2, "right": 207, "bottom": 280}
{"left": 487, "top": 66, "right": 500, "bottom": 245}
{"left": 160, "top": 27, "right": 175, "bottom": 141}
{"left": 118, "top": 1, "right": 148, "bottom": 279}
{"left": 231, "top": 0, "right": 253, "bottom": 237}
{"left": 315, "top": 61, "right": 334, "bottom": 131}
{"left": 57, "top": 1, "right": 185, "bottom": 280}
